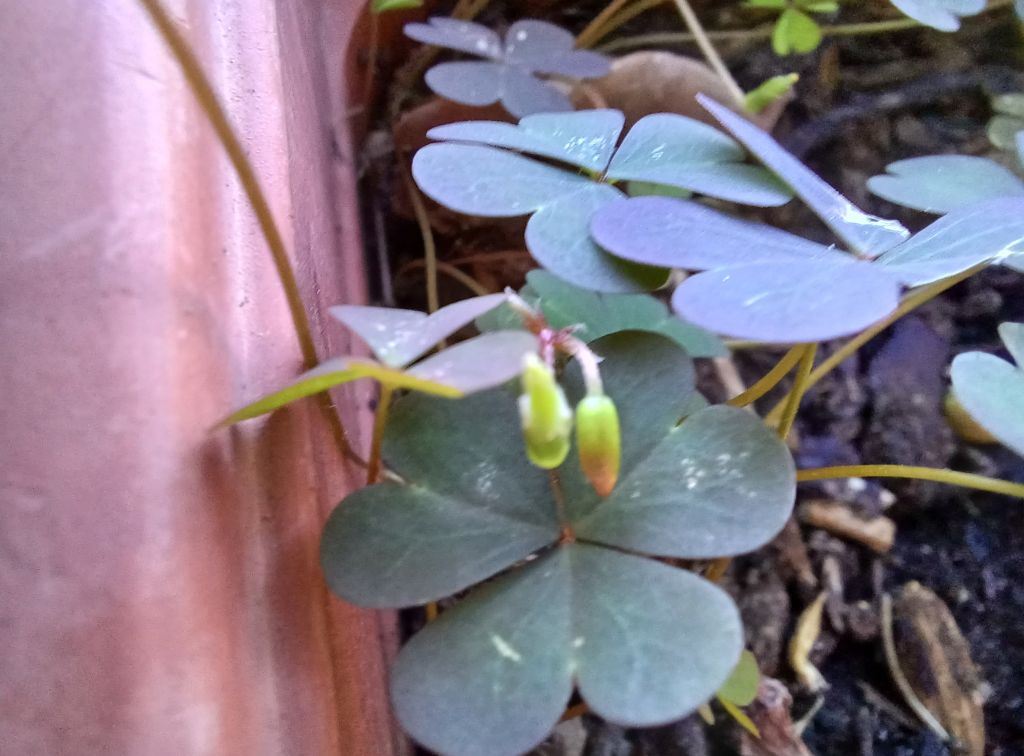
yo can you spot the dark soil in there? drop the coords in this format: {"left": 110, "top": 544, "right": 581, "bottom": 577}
{"left": 367, "top": 2, "right": 1024, "bottom": 753}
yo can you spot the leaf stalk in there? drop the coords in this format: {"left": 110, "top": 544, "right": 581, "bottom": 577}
{"left": 796, "top": 464, "right": 1024, "bottom": 499}
{"left": 367, "top": 386, "right": 395, "bottom": 484}
{"left": 726, "top": 345, "right": 805, "bottom": 407}
{"left": 775, "top": 343, "right": 818, "bottom": 438}
{"left": 669, "top": 0, "right": 746, "bottom": 107}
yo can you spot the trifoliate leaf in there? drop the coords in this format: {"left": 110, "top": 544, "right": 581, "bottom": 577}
{"left": 405, "top": 17, "right": 610, "bottom": 117}
{"left": 390, "top": 544, "right": 742, "bottom": 756}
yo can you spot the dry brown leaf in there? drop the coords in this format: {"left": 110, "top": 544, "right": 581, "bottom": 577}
{"left": 799, "top": 499, "right": 896, "bottom": 554}
{"left": 740, "top": 678, "right": 813, "bottom": 756}
{"left": 892, "top": 582, "right": 985, "bottom": 756}
{"left": 788, "top": 592, "right": 827, "bottom": 692}
{"left": 771, "top": 517, "right": 818, "bottom": 591}
{"left": 570, "top": 52, "right": 791, "bottom": 131}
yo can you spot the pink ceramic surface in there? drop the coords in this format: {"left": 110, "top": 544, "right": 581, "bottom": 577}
{"left": 0, "top": 1, "right": 404, "bottom": 753}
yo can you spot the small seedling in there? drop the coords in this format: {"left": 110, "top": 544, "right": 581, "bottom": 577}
{"left": 404, "top": 18, "right": 611, "bottom": 117}
{"left": 744, "top": 73, "right": 800, "bottom": 113}
{"left": 744, "top": 0, "right": 839, "bottom": 55}
{"left": 700, "top": 649, "right": 761, "bottom": 735}
{"left": 412, "top": 107, "right": 791, "bottom": 292}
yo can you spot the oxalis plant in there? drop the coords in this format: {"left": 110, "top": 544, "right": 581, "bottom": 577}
{"left": 305, "top": 76, "right": 1024, "bottom": 753}
{"left": 321, "top": 328, "right": 793, "bottom": 756}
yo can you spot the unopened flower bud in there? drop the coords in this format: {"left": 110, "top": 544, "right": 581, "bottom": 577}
{"left": 518, "top": 354, "right": 572, "bottom": 469}
{"left": 576, "top": 394, "right": 621, "bottom": 497}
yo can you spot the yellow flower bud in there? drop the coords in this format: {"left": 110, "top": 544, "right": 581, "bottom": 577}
{"left": 518, "top": 354, "right": 572, "bottom": 469}
{"left": 576, "top": 394, "right": 621, "bottom": 497}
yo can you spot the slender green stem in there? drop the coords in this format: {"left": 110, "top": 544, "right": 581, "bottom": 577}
{"left": 669, "top": 0, "right": 745, "bottom": 107}
{"left": 604, "top": 0, "right": 669, "bottom": 40}
{"left": 362, "top": 9, "right": 381, "bottom": 115}
{"left": 549, "top": 471, "right": 576, "bottom": 543}
{"left": 577, "top": 0, "right": 636, "bottom": 48}
{"left": 776, "top": 343, "right": 817, "bottom": 439}
{"left": 726, "top": 345, "right": 804, "bottom": 408}
{"left": 137, "top": 0, "right": 358, "bottom": 461}
{"left": 599, "top": 26, "right": 772, "bottom": 52}
{"left": 399, "top": 161, "right": 440, "bottom": 314}
{"left": 821, "top": 17, "right": 925, "bottom": 36}
{"left": 366, "top": 386, "right": 395, "bottom": 485}
{"left": 460, "top": 0, "right": 493, "bottom": 18}
{"left": 433, "top": 262, "right": 490, "bottom": 297}
{"left": 705, "top": 557, "right": 730, "bottom": 583}
{"left": 764, "top": 264, "right": 986, "bottom": 427}
{"left": 724, "top": 340, "right": 775, "bottom": 350}
{"left": 562, "top": 336, "right": 605, "bottom": 396}
{"left": 560, "top": 703, "right": 591, "bottom": 722}
{"left": 396, "top": 259, "right": 493, "bottom": 298}
{"left": 797, "top": 465, "right": 1024, "bottom": 499}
